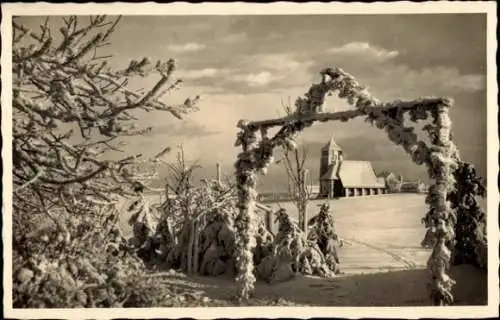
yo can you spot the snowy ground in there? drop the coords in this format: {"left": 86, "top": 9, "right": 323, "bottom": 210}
{"left": 120, "top": 193, "right": 486, "bottom": 275}
{"left": 119, "top": 193, "right": 488, "bottom": 306}
{"left": 267, "top": 194, "right": 432, "bottom": 274}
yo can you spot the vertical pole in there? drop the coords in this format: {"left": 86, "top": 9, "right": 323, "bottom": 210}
{"left": 216, "top": 162, "right": 221, "bottom": 183}
{"left": 302, "top": 169, "right": 308, "bottom": 237}
{"left": 265, "top": 210, "right": 273, "bottom": 235}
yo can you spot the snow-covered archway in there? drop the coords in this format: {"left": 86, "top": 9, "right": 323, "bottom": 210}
{"left": 233, "top": 67, "right": 460, "bottom": 305}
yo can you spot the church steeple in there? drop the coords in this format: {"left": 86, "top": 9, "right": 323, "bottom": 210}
{"left": 321, "top": 135, "right": 342, "bottom": 152}
{"left": 319, "top": 135, "right": 343, "bottom": 180}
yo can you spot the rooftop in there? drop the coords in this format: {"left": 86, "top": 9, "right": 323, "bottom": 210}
{"left": 321, "top": 160, "right": 386, "bottom": 188}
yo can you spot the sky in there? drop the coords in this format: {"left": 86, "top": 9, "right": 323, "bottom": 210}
{"left": 17, "top": 14, "right": 487, "bottom": 192}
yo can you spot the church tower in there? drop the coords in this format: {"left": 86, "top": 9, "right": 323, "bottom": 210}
{"left": 319, "top": 135, "right": 343, "bottom": 179}
{"left": 319, "top": 135, "right": 343, "bottom": 198}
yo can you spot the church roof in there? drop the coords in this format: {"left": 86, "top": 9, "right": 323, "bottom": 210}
{"left": 338, "top": 161, "right": 386, "bottom": 188}
{"left": 321, "top": 135, "right": 342, "bottom": 151}
{"left": 321, "top": 160, "right": 386, "bottom": 188}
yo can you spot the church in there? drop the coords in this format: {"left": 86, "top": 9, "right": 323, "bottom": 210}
{"left": 319, "top": 136, "right": 386, "bottom": 198}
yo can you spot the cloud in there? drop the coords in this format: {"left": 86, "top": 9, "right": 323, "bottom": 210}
{"left": 167, "top": 42, "right": 206, "bottom": 53}
{"left": 214, "top": 54, "right": 315, "bottom": 92}
{"left": 232, "top": 71, "right": 284, "bottom": 87}
{"left": 410, "top": 67, "right": 485, "bottom": 92}
{"left": 173, "top": 53, "right": 315, "bottom": 94}
{"left": 145, "top": 120, "right": 221, "bottom": 139}
{"left": 172, "top": 53, "right": 313, "bottom": 92}
{"left": 362, "top": 65, "right": 486, "bottom": 100}
{"left": 307, "top": 42, "right": 485, "bottom": 99}
{"left": 247, "top": 53, "right": 309, "bottom": 72}
{"left": 327, "top": 42, "right": 399, "bottom": 61}
{"left": 176, "top": 68, "right": 228, "bottom": 80}
{"left": 239, "top": 53, "right": 315, "bottom": 80}
{"left": 217, "top": 32, "right": 247, "bottom": 44}
{"left": 179, "top": 45, "right": 484, "bottom": 97}
{"left": 159, "top": 92, "right": 284, "bottom": 165}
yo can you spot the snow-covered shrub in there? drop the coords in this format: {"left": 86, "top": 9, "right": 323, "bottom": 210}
{"left": 256, "top": 208, "right": 336, "bottom": 283}
{"left": 448, "top": 162, "right": 487, "bottom": 268}
{"left": 307, "top": 203, "right": 341, "bottom": 274}
{"left": 156, "top": 175, "right": 274, "bottom": 277}
{"left": 12, "top": 204, "right": 176, "bottom": 308}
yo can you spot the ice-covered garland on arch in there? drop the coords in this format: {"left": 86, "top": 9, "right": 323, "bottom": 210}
{"left": 234, "top": 66, "right": 460, "bottom": 304}
{"left": 234, "top": 121, "right": 306, "bottom": 298}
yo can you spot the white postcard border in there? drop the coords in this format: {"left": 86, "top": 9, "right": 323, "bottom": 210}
{"left": 2, "top": 2, "right": 498, "bottom": 319}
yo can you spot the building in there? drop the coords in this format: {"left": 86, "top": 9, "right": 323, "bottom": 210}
{"left": 319, "top": 136, "right": 386, "bottom": 198}
{"left": 380, "top": 171, "right": 403, "bottom": 193}
{"left": 400, "top": 180, "right": 428, "bottom": 193}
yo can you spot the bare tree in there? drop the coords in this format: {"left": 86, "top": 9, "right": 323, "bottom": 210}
{"left": 278, "top": 97, "right": 313, "bottom": 235}
{"left": 165, "top": 144, "right": 201, "bottom": 197}
{"left": 281, "top": 143, "right": 313, "bottom": 235}
{"left": 162, "top": 145, "right": 202, "bottom": 275}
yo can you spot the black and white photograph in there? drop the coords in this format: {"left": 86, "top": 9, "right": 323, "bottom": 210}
{"left": 2, "top": 2, "right": 498, "bottom": 319}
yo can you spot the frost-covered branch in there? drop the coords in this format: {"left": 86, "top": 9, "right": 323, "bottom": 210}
{"left": 13, "top": 16, "right": 199, "bottom": 224}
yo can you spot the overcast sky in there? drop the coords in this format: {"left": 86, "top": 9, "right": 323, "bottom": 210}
{"left": 18, "top": 14, "right": 487, "bottom": 191}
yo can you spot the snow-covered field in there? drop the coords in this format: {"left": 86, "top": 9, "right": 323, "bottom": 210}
{"left": 121, "top": 193, "right": 487, "bottom": 275}
{"left": 268, "top": 193, "right": 487, "bottom": 275}
{"left": 268, "top": 194, "right": 432, "bottom": 274}
{"left": 117, "top": 192, "right": 488, "bottom": 306}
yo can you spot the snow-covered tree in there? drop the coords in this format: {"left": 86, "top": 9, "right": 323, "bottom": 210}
{"left": 12, "top": 15, "right": 198, "bottom": 307}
